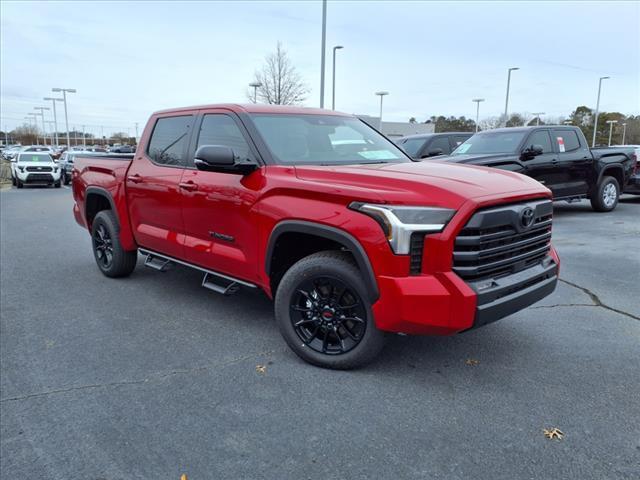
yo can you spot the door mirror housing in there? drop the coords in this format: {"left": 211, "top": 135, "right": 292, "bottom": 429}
{"left": 522, "top": 144, "right": 544, "bottom": 160}
{"left": 194, "top": 145, "right": 257, "bottom": 174}
{"left": 421, "top": 148, "right": 444, "bottom": 159}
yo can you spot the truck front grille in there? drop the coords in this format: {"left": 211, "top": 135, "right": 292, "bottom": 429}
{"left": 26, "top": 173, "right": 53, "bottom": 182}
{"left": 453, "top": 199, "right": 553, "bottom": 281}
{"left": 26, "top": 166, "right": 52, "bottom": 172}
{"left": 409, "top": 233, "right": 425, "bottom": 275}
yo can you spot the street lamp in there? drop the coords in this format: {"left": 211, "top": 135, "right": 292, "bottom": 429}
{"left": 621, "top": 122, "right": 627, "bottom": 144}
{"left": 472, "top": 98, "right": 484, "bottom": 132}
{"left": 46, "top": 121, "right": 56, "bottom": 145}
{"left": 319, "top": 0, "right": 327, "bottom": 108}
{"left": 606, "top": 120, "right": 618, "bottom": 146}
{"left": 249, "top": 82, "right": 262, "bottom": 103}
{"left": 592, "top": 76, "right": 609, "bottom": 147}
{"left": 331, "top": 45, "right": 343, "bottom": 110}
{"left": 503, "top": 67, "right": 519, "bottom": 125}
{"left": 375, "top": 91, "right": 389, "bottom": 131}
{"left": 34, "top": 107, "right": 50, "bottom": 145}
{"left": 27, "top": 113, "right": 39, "bottom": 143}
{"left": 531, "top": 112, "right": 545, "bottom": 126}
{"left": 52, "top": 87, "right": 76, "bottom": 147}
{"left": 43, "top": 96, "right": 63, "bottom": 147}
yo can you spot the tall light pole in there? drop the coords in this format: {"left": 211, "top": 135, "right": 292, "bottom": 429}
{"left": 34, "top": 107, "right": 50, "bottom": 145}
{"left": 52, "top": 87, "right": 76, "bottom": 147}
{"left": 621, "top": 122, "right": 627, "bottom": 144}
{"left": 46, "top": 121, "right": 56, "bottom": 145}
{"left": 319, "top": 0, "right": 327, "bottom": 108}
{"left": 606, "top": 120, "right": 618, "bottom": 146}
{"left": 375, "top": 91, "right": 389, "bottom": 131}
{"left": 43, "top": 96, "right": 63, "bottom": 147}
{"left": 249, "top": 81, "right": 262, "bottom": 103}
{"left": 472, "top": 98, "right": 484, "bottom": 132}
{"left": 27, "top": 113, "right": 39, "bottom": 143}
{"left": 331, "top": 45, "right": 344, "bottom": 110}
{"left": 503, "top": 67, "right": 519, "bottom": 126}
{"left": 592, "top": 76, "right": 610, "bottom": 147}
{"left": 531, "top": 112, "right": 545, "bottom": 126}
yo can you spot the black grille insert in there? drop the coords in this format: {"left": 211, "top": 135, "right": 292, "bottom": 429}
{"left": 453, "top": 200, "right": 553, "bottom": 281}
{"left": 409, "top": 233, "right": 425, "bottom": 275}
{"left": 26, "top": 166, "right": 52, "bottom": 172}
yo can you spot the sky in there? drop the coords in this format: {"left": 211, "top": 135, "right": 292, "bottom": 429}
{"left": 1, "top": 0, "right": 639, "bottom": 138}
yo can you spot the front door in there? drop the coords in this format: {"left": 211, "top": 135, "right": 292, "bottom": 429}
{"left": 180, "top": 111, "right": 264, "bottom": 282}
{"left": 522, "top": 129, "right": 559, "bottom": 191}
{"left": 126, "top": 114, "right": 193, "bottom": 258}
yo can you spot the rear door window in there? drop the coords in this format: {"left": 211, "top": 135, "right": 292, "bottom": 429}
{"left": 147, "top": 115, "right": 192, "bottom": 166}
{"left": 552, "top": 129, "right": 581, "bottom": 152}
{"left": 398, "top": 138, "right": 426, "bottom": 157}
{"left": 428, "top": 136, "right": 451, "bottom": 155}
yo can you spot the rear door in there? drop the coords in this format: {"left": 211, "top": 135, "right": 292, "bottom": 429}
{"left": 551, "top": 128, "right": 593, "bottom": 197}
{"left": 125, "top": 114, "right": 193, "bottom": 258}
{"left": 180, "top": 110, "right": 264, "bottom": 281}
{"left": 522, "top": 129, "right": 558, "bottom": 189}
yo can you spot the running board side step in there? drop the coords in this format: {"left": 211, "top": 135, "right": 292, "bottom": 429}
{"left": 139, "top": 248, "right": 257, "bottom": 295}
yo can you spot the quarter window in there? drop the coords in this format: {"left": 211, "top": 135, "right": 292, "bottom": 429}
{"left": 525, "top": 131, "right": 553, "bottom": 153}
{"left": 552, "top": 129, "right": 581, "bottom": 152}
{"left": 147, "top": 116, "right": 192, "bottom": 166}
{"left": 196, "top": 114, "right": 253, "bottom": 161}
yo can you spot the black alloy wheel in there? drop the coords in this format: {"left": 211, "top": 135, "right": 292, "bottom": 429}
{"left": 290, "top": 276, "right": 367, "bottom": 355}
{"left": 93, "top": 223, "right": 114, "bottom": 269}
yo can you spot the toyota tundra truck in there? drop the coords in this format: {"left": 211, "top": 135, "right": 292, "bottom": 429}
{"left": 72, "top": 104, "right": 560, "bottom": 369}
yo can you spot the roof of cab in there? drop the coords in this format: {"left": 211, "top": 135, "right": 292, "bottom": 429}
{"left": 153, "top": 103, "right": 352, "bottom": 117}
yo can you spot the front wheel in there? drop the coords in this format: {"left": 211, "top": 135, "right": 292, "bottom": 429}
{"left": 590, "top": 176, "right": 619, "bottom": 212}
{"left": 91, "top": 210, "right": 137, "bottom": 278}
{"left": 16, "top": 178, "right": 23, "bottom": 189}
{"left": 54, "top": 179, "right": 61, "bottom": 188}
{"left": 274, "top": 251, "right": 385, "bottom": 369}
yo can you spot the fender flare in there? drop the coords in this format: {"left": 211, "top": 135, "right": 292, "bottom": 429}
{"left": 597, "top": 163, "right": 624, "bottom": 186}
{"left": 265, "top": 220, "right": 380, "bottom": 302}
{"left": 85, "top": 186, "right": 119, "bottom": 227}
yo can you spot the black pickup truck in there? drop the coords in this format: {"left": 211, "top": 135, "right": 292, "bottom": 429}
{"left": 437, "top": 126, "right": 635, "bottom": 212}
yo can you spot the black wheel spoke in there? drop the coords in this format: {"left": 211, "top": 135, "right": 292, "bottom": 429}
{"left": 340, "top": 323, "right": 358, "bottom": 340}
{"left": 322, "top": 328, "right": 330, "bottom": 353}
{"left": 294, "top": 318, "right": 318, "bottom": 327}
{"left": 291, "top": 305, "right": 312, "bottom": 313}
{"left": 342, "top": 316, "right": 365, "bottom": 324}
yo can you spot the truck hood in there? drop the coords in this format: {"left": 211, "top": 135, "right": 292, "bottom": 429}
{"left": 16, "top": 161, "right": 56, "bottom": 167}
{"left": 294, "top": 160, "right": 547, "bottom": 209}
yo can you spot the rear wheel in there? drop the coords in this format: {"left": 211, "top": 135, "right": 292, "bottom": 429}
{"left": 274, "top": 251, "right": 385, "bottom": 369}
{"left": 590, "top": 176, "right": 619, "bottom": 212}
{"left": 11, "top": 175, "right": 16, "bottom": 186}
{"left": 91, "top": 210, "right": 137, "bottom": 278}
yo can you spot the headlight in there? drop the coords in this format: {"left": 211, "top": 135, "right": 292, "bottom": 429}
{"left": 349, "top": 202, "right": 455, "bottom": 254}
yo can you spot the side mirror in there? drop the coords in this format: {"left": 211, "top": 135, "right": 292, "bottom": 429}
{"left": 194, "top": 145, "right": 257, "bottom": 174}
{"left": 522, "top": 144, "right": 544, "bottom": 159}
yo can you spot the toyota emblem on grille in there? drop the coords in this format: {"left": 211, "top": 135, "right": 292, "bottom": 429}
{"left": 520, "top": 207, "right": 535, "bottom": 229}
{"left": 37, "top": 167, "right": 42, "bottom": 170}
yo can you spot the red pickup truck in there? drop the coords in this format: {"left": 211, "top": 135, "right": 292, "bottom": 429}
{"left": 72, "top": 104, "right": 560, "bottom": 369}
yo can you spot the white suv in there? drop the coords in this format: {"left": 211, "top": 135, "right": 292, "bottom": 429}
{"left": 12, "top": 152, "right": 61, "bottom": 188}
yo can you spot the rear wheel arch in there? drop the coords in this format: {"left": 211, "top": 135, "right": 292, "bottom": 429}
{"left": 265, "top": 221, "right": 379, "bottom": 303}
{"left": 598, "top": 164, "right": 624, "bottom": 189}
{"left": 85, "top": 187, "right": 119, "bottom": 230}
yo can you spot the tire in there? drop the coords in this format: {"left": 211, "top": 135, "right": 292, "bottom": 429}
{"left": 274, "top": 250, "right": 385, "bottom": 369}
{"left": 63, "top": 174, "right": 69, "bottom": 186}
{"left": 16, "top": 179, "right": 23, "bottom": 189}
{"left": 11, "top": 175, "right": 16, "bottom": 186}
{"left": 54, "top": 179, "right": 61, "bottom": 188}
{"left": 590, "top": 176, "right": 619, "bottom": 212}
{"left": 91, "top": 210, "right": 137, "bottom": 278}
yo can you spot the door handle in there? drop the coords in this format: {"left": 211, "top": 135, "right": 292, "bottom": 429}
{"left": 127, "top": 174, "right": 143, "bottom": 183}
{"left": 179, "top": 181, "right": 198, "bottom": 192}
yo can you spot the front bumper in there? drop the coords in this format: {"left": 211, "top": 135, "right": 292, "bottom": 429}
{"left": 16, "top": 169, "right": 61, "bottom": 183}
{"left": 624, "top": 174, "right": 640, "bottom": 194}
{"left": 372, "top": 250, "right": 559, "bottom": 335}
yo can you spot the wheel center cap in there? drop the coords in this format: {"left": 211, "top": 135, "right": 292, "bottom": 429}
{"left": 321, "top": 308, "right": 335, "bottom": 320}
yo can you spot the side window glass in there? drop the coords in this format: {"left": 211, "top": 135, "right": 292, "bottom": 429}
{"left": 552, "top": 130, "right": 581, "bottom": 152}
{"left": 525, "top": 131, "right": 553, "bottom": 153}
{"left": 429, "top": 137, "right": 450, "bottom": 154}
{"left": 196, "top": 114, "right": 253, "bottom": 161}
{"left": 147, "top": 116, "right": 192, "bottom": 166}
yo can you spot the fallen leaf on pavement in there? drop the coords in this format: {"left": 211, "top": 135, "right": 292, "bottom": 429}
{"left": 543, "top": 428, "right": 564, "bottom": 440}
{"left": 180, "top": 474, "right": 188, "bottom": 480}
{"left": 465, "top": 359, "right": 480, "bottom": 366}
{"left": 256, "top": 365, "right": 267, "bottom": 374}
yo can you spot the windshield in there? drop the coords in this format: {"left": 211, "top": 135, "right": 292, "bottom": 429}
{"left": 250, "top": 114, "right": 410, "bottom": 165}
{"left": 18, "top": 153, "right": 52, "bottom": 163}
{"left": 452, "top": 131, "right": 527, "bottom": 155}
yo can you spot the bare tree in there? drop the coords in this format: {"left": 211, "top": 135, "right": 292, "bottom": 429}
{"left": 478, "top": 116, "right": 502, "bottom": 131}
{"left": 250, "top": 42, "right": 309, "bottom": 105}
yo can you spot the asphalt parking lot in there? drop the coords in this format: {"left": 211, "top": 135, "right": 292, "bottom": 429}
{"left": 1, "top": 185, "right": 639, "bottom": 480}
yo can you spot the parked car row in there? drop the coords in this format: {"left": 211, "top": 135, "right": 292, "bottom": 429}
{"left": 397, "top": 126, "right": 638, "bottom": 211}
